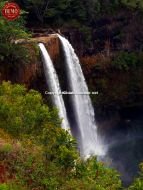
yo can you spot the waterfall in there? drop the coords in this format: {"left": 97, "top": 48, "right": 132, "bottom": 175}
{"left": 39, "top": 43, "right": 70, "bottom": 131}
{"left": 58, "top": 35, "right": 106, "bottom": 157}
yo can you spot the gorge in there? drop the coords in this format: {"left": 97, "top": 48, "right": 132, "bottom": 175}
{"left": 37, "top": 35, "right": 143, "bottom": 185}
{"left": 1, "top": 0, "right": 143, "bottom": 187}
{"left": 0, "top": 33, "right": 143, "bottom": 186}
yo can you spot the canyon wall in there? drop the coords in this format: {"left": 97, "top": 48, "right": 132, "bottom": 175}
{"left": 0, "top": 27, "right": 143, "bottom": 128}
{"left": 0, "top": 35, "right": 60, "bottom": 88}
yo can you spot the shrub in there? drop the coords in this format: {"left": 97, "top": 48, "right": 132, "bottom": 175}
{"left": 111, "top": 52, "right": 140, "bottom": 70}
{"left": 0, "top": 183, "right": 25, "bottom": 190}
{"left": 0, "top": 81, "right": 61, "bottom": 137}
{"left": 128, "top": 163, "right": 143, "bottom": 190}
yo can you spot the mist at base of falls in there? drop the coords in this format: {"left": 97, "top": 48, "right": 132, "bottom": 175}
{"left": 98, "top": 108, "right": 143, "bottom": 186}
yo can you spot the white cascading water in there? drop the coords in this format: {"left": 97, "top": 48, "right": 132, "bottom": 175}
{"left": 58, "top": 35, "right": 106, "bottom": 157}
{"left": 39, "top": 43, "right": 70, "bottom": 131}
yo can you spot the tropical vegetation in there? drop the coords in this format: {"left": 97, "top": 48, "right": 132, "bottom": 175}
{"left": 0, "top": 0, "right": 143, "bottom": 189}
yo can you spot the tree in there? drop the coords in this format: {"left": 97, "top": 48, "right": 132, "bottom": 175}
{"left": 26, "top": 0, "right": 52, "bottom": 24}
{"left": 0, "top": 81, "right": 61, "bottom": 137}
{"left": 0, "top": 0, "right": 30, "bottom": 64}
{"left": 15, "top": 0, "right": 72, "bottom": 25}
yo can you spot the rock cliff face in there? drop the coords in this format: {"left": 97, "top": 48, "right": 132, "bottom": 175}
{"left": 0, "top": 43, "right": 40, "bottom": 88}
{"left": 0, "top": 35, "right": 60, "bottom": 88}
{"left": 0, "top": 32, "right": 143, "bottom": 132}
{"left": 0, "top": 31, "right": 143, "bottom": 116}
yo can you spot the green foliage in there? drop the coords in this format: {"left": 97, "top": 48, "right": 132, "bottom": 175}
{"left": 1, "top": 141, "right": 122, "bottom": 190}
{"left": 111, "top": 52, "right": 141, "bottom": 70}
{"left": 128, "top": 163, "right": 143, "bottom": 190}
{"left": 12, "top": 0, "right": 143, "bottom": 49}
{"left": 0, "top": 82, "right": 123, "bottom": 190}
{"left": 0, "top": 182, "right": 25, "bottom": 190}
{"left": 13, "top": 0, "right": 143, "bottom": 30}
{"left": 0, "top": 81, "right": 61, "bottom": 137}
{"left": 79, "top": 26, "right": 92, "bottom": 46}
{"left": 68, "top": 157, "right": 122, "bottom": 190}
{"left": 1, "top": 83, "right": 143, "bottom": 190}
{"left": 0, "top": 183, "right": 24, "bottom": 190}
{"left": 0, "top": 183, "right": 22, "bottom": 190}
{"left": 0, "top": 184, "right": 8, "bottom": 190}
{"left": 0, "top": 82, "right": 143, "bottom": 190}
{"left": 41, "top": 125, "right": 78, "bottom": 169}
{"left": 121, "top": 0, "right": 143, "bottom": 9}
{"left": 0, "top": 143, "right": 13, "bottom": 153}
{"left": 0, "top": 1, "right": 30, "bottom": 65}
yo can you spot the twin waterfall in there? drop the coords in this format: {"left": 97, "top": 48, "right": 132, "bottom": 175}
{"left": 39, "top": 35, "right": 105, "bottom": 157}
{"left": 38, "top": 43, "right": 70, "bottom": 131}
